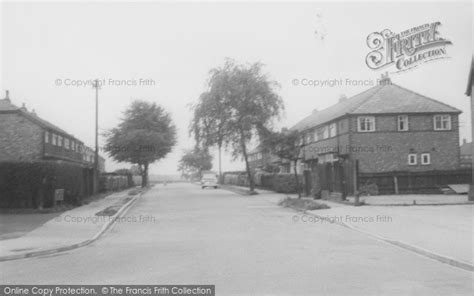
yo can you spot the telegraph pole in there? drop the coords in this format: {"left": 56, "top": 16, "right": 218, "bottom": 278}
{"left": 92, "top": 79, "right": 100, "bottom": 193}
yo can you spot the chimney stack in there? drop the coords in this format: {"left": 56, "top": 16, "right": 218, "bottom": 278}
{"left": 379, "top": 72, "right": 391, "bottom": 85}
{"left": 339, "top": 94, "right": 347, "bottom": 102}
{"left": 4, "top": 90, "right": 10, "bottom": 102}
{"left": 31, "top": 109, "right": 37, "bottom": 116}
{"left": 463, "top": 138, "right": 467, "bottom": 145}
{"left": 20, "top": 103, "right": 27, "bottom": 112}
{"left": 312, "top": 108, "right": 318, "bottom": 114}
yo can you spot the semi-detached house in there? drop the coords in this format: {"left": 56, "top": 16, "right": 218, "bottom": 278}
{"left": 249, "top": 74, "right": 462, "bottom": 194}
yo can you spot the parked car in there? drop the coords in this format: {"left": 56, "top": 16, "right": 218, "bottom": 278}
{"left": 201, "top": 173, "right": 219, "bottom": 189}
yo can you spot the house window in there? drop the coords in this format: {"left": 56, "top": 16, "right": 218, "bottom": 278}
{"left": 71, "top": 141, "right": 76, "bottom": 151}
{"left": 57, "top": 136, "right": 63, "bottom": 147}
{"left": 398, "top": 115, "right": 409, "bottom": 131}
{"left": 421, "top": 153, "right": 431, "bottom": 165}
{"left": 313, "top": 129, "right": 319, "bottom": 142}
{"left": 433, "top": 115, "right": 451, "bottom": 130}
{"left": 306, "top": 132, "right": 313, "bottom": 143}
{"left": 52, "top": 134, "right": 57, "bottom": 146}
{"left": 329, "top": 123, "right": 337, "bottom": 137}
{"left": 408, "top": 154, "right": 417, "bottom": 165}
{"left": 357, "top": 116, "right": 375, "bottom": 132}
{"left": 64, "top": 138, "right": 70, "bottom": 150}
{"left": 44, "top": 131, "right": 49, "bottom": 143}
{"left": 322, "top": 126, "right": 329, "bottom": 139}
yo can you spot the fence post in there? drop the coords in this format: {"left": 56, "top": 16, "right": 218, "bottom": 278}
{"left": 393, "top": 175, "right": 399, "bottom": 194}
{"left": 353, "top": 160, "right": 360, "bottom": 206}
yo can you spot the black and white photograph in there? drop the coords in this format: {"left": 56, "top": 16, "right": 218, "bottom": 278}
{"left": 0, "top": 0, "right": 473, "bottom": 295}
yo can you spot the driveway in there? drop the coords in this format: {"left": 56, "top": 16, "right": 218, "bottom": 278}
{"left": 0, "top": 183, "right": 471, "bottom": 295}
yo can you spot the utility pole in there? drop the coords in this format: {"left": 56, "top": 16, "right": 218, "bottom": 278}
{"left": 92, "top": 79, "right": 100, "bottom": 193}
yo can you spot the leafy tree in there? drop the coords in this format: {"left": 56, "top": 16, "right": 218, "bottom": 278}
{"left": 104, "top": 100, "right": 177, "bottom": 187}
{"left": 178, "top": 148, "right": 213, "bottom": 180}
{"left": 190, "top": 92, "right": 228, "bottom": 179}
{"left": 263, "top": 130, "right": 303, "bottom": 197}
{"left": 193, "top": 59, "right": 284, "bottom": 192}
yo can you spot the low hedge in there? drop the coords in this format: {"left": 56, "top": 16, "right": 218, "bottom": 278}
{"left": 223, "top": 172, "right": 303, "bottom": 194}
{"left": 0, "top": 161, "right": 94, "bottom": 208}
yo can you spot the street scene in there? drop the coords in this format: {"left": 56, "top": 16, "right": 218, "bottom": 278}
{"left": 0, "top": 1, "right": 473, "bottom": 296}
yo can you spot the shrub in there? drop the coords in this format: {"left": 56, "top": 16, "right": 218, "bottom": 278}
{"left": 278, "top": 197, "right": 330, "bottom": 211}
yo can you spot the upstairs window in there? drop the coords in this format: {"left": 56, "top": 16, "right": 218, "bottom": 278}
{"left": 322, "top": 126, "right": 329, "bottom": 139}
{"left": 358, "top": 116, "right": 375, "bottom": 132}
{"left": 408, "top": 154, "right": 417, "bottom": 165}
{"left": 329, "top": 123, "right": 337, "bottom": 137}
{"left": 313, "top": 129, "right": 319, "bottom": 142}
{"left": 58, "top": 136, "right": 63, "bottom": 147}
{"left": 64, "top": 138, "right": 70, "bottom": 150}
{"left": 52, "top": 134, "right": 57, "bottom": 146}
{"left": 398, "top": 115, "right": 409, "bottom": 131}
{"left": 421, "top": 153, "right": 431, "bottom": 165}
{"left": 434, "top": 115, "right": 451, "bottom": 130}
{"left": 44, "top": 131, "right": 50, "bottom": 144}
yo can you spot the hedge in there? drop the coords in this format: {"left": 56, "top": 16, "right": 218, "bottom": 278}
{"left": 0, "top": 161, "right": 94, "bottom": 208}
{"left": 222, "top": 171, "right": 303, "bottom": 194}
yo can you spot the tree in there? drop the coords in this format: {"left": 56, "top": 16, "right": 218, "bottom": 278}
{"left": 193, "top": 59, "right": 284, "bottom": 192}
{"left": 104, "top": 100, "right": 177, "bottom": 187}
{"left": 190, "top": 92, "right": 228, "bottom": 180}
{"left": 178, "top": 148, "right": 213, "bottom": 180}
{"left": 262, "top": 130, "right": 303, "bottom": 197}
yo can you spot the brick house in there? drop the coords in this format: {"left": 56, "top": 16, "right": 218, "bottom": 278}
{"left": 250, "top": 74, "right": 464, "bottom": 195}
{"left": 0, "top": 91, "right": 105, "bottom": 170}
{"left": 292, "top": 74, "right": 461, "bottom": 174}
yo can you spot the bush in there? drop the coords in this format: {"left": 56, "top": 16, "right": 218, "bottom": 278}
{"left": 278, "top": 197, "right": 330, "bottom": 211}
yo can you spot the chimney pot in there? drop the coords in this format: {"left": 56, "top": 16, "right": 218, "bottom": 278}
{"left": 379, "top": 72, "right": 391, "bottom": 85}
{"left": 339, "top": 94, "right": 347, "bottom": 102}
{"left": 463, "top": 138, "right": 467, "bottom": 145}
{"left": 20, "top": 103, "right": 27, "bottom": 112}
{"left": 4, "top": 90, "right": 10, "bottom": 102}
{"left": 312, "top": 108, "right": 318, "bottom": 114}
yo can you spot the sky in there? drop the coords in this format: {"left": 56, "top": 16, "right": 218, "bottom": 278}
{"left": 1, "top": 1, "right": 472, "bottom": 175}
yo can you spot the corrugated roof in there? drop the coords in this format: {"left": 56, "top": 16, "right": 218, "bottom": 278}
{"left": 290, "top": 82, "right": 461, "bottom": 132}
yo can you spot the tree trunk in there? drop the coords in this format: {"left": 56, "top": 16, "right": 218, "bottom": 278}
{"left": 141, "top": 163, "right": 149, "bottom": 188}
{"left": 218, "top": 144, "right": 222, "bottom": 183}
{"left": 240, "top": 130, "right": 255, "bottom": 192}
{"left": 294, "top": 159, "right": 301, "bottom": 198}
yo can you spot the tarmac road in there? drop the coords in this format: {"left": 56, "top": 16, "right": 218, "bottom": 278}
{"left": 0, "top": 183, "right": 472, "bottom": 295}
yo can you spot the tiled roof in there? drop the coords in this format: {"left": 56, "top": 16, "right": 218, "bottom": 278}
{"left": 0, "top": 98, "right": 80, "bottom": 141}
{"left": 291, "top": 82, "right": 461, "bottom": 131}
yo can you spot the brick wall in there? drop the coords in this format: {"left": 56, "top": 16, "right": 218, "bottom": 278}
{"left": 349, "top": 114, "right": 460, "bottom": 173}
{"left": 0, "top": 113, "right": 43, "bottom": 162}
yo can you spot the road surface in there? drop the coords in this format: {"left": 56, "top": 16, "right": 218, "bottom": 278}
{"left": 0, "top": 183, "right": 472, "bottom": 295}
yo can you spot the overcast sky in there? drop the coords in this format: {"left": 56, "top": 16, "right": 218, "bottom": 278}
{"left": 1, "top": 1, "right": 472, "bottom": 175}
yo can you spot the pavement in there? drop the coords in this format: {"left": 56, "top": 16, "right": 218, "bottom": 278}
{"left": 0, "top": 188, "right": 141, "bottom": 261}
{"left": 254, "top": 189, "right": 474, "bottom": 270}
{"left": 346, "top": 194, "right": 473, "bottom": 205}
{"left": 0, "top": 183, "right": 472, "bottom": 295}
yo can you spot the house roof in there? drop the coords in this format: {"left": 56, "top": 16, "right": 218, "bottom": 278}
{"left": 0, "top": 96, "right": 81, "bottom": 142}
{"left": 291, "top": 80, "right": 461, "bottom": 131}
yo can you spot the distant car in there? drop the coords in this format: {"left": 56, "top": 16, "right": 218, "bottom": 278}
{"left": 201, "top": 173, "right": 219, "bottom": 189}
